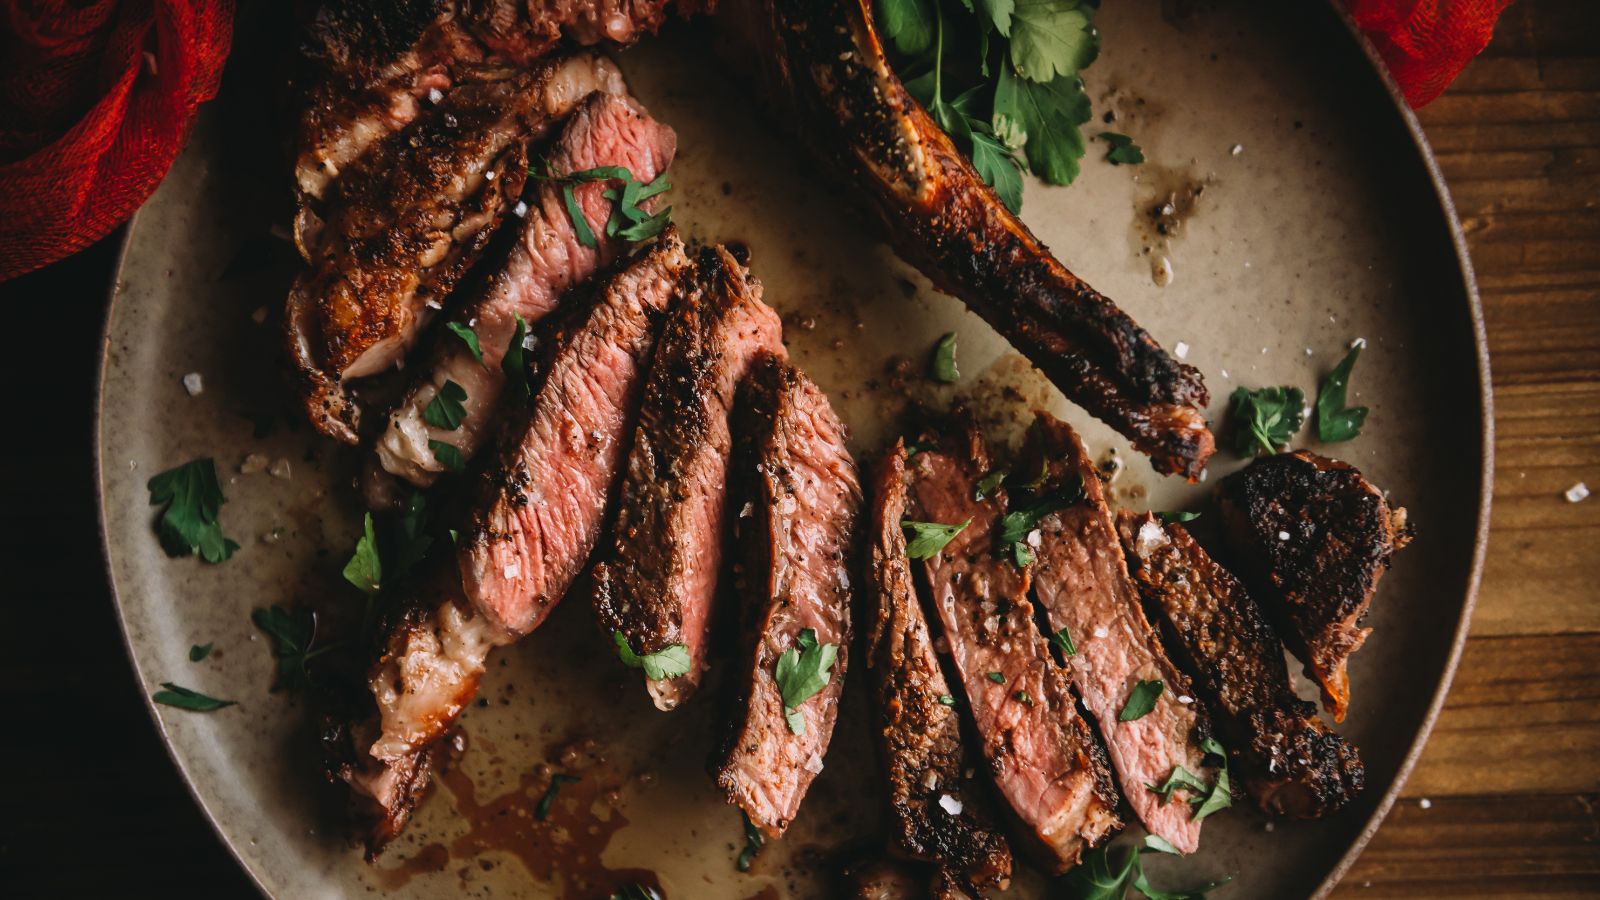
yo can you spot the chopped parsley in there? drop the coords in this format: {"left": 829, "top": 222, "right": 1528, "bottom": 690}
{"left": 903, "top": 517, "right": 971, "bottom": 559}
{"left": 997, "top": 474, "right": 1082, "bottom": 566}
{"left": 153, "top": 683, "right": 235, "bottom": 712}
{"left": 423, "top": 379, "right": 468, "bottom": 431}
{"left": 429, "top": 439, "right": 466, "bottom": 472}
{"left": 987, "top": 671, "right": 1006, "bottom": 684}
{"left": 1143, "top": 834, "right": 1183, "bottom": 856}
{"left": 1060, "top": 840, "right": 1231, "bottom": 899}
{"left": 929, "top": 331, "right": 960, "bottom": 382}
{"left": 342, "top": 513, "right": 382, "bottom": 596}
{"left": 536, "top": 164, "right": 673, "bottom": 248}
{"left": 1118, "top": 678, "right": 1163, "bottom": 721}
{"left": 502, "top": 312, "right": 532, "bottom": 403}
{"left": 612, "top": 631, "right": 692, "bottom": 681}
{"left": 775, "top": 628, "right": 840, "bottom": 735}
{"left": 147, "top": 458, "right": 240, "bottom": 563}
{"left": 937, "top": 694, "right": 957, "bottom": 706}
{"left": 535, "top": 773, "right": 579, "bottom": 820}
{"left": 189, "top": 642, "right": 214, "bottom": 662}
{"left": 252, "top": 605, "right": 340, "bottom": 693}
{"left": 1316, "top": 342, "right": 1369, "bottom": 443}
{"left": 445, "top": 321, "right": 484, "bottom": 364}
{"left": 1158, "top": 511, "right": 1201, "bottom": 524}
{"left": 1228, "top": 384, "right": 1306, "bottom": 457}
{"left": 1050, "top": 626, "right": 1076, "bottom": 657}
{"left": 1014, "top": 689, "right": 1034, "bottom": 705}
{"left": 1100, "top": 131, "right": 1145, "bottom": 165}
{"left": 1191, "top": 737, "right": 1233, "bottom": 822}
{"left": 974, "top": 468, "right": 1009, "bottom": 501}
{"left": 1146, "top": 765, "right": 1208, "bottom": 804}
{"left": 736, "top": 810, "right": 765, "bottom": 872}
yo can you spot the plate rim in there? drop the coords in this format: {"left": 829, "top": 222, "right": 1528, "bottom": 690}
{"left": 92, "top": 5, "right": 1495, "bottom": 897}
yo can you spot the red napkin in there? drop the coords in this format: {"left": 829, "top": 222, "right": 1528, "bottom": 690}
{"left": 1344, "top": 0, "right": 1515, "bottom": 108}
{"left": 0, "top": 1, "right": 233, "bottom": 282}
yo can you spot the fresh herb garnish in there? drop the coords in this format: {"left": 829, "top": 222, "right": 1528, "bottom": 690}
{"left": 612, "top": 631, "right": 692, "bottom": 681}
{"left": 937, "top": 694, "right": 957, "bottom": 706}
{"left": 775, "top": 628, "right": 840, "bottom": 735}
{"left": 903, "top": 518, "right": 972, "bottom": 559}
{"left": 1119, "top": 679, "right": 1163, "bottom": 721}
{"left": 503, "top": 312, "right": 531, "bottom": 403}
{"left": 1061, "top": 841, "right": 1230, "bottom": 900}
{"left": 1050, "top": 626, "right": 1076, "bottom": 657}
{"left": 342, "top": 513, "right": 382, "bottom": 596}
{"left": 252, "top": 605, "right": 340, "bottom": 692}
{"left": 1190, "top": 738, "right": 1233, "bottom": 822}
{"left": 1316, "top": 342, "right": 1369, "bottom": 443}
{"left": 974, "top": 468, "right": 1009, "bottom": 501}
{"left": 429, "top": 439, "right": 466, "bottom": 472}
{"left": 560, "top": 183, "right": 597, "bottom": 248}
{"left": 189, "top": 642, "right": 214, "bottom": 662}
{"left": 147, "top": 458, "right": 240, "bottom": 563}
{"left": 904, "top": 439, "right": 936, "bottom": 457}
{"left": 1143, "top": 834, "right": 1183, "bottom": 856}
{"left": 445, "top": 321, "right": 484, "bottom": 364}
{"left": 1228, "top": 385, "right": 1306, "bottom": 457}
{"left": 1014, "top": 689, "right": 1034, "bottom": 705}
{"left": 153, "top": 683, "right": 235, "bottom": 712}
{"left": 930, "top": 331, "right": 960, "bottom": 382}
{"left": 1146, "top": 765, "right": 1209, "bottom": 804}
{"left": 535, "top": 773, "right": 580, "bottom": 820}
{"left": 1101, "top": 131, "right": 1145, "bottom": 165}
{"left": 392, "top": 491, "right": 435, "bottom": 582}
{"left": 736, "top": 810, "right": 765, "bottom": 872}
{"left": 423, "top": 379, "right": 468, "bottom": 431}
{"left": 1158, "top": 511, "right": 1201, "bottom": 524}
{"left": 997, "top": 475, "right": 1082, "bottom": 566}
{"left": 537, "top": 164, "right": 673, "bottom": 248}
{"left": 987, "top": 671, "right": 1006, "bottom": 684}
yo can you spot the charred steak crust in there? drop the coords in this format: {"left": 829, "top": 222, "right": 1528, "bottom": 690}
{"left": 1117, "top": 512, "right": 1365, "bottom": 819}
{"left": 591, "top": 245, "right": 786, "bottom": 710}
{"left": 717, "top": 0, "right": 1214, "bottom": 478}
{"left": 865, "top": 440, "right": 1014, "bottom": 894}
{"left": 713, "top": 355, "right": 862, "bottom": 836}
{"left": 1024, "top": 412, "right": 1213, "bottom": 853}
{"left": 1218, "top": 451, "right": 1411, "bottom": 722}
{"left": 905, "top": 417, "right": 1120, "bottom": 873}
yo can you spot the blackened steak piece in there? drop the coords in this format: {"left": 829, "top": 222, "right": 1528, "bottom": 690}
{"left": 1024, "top": 413, "right": 1212, "bottom": 853}
{"left": 1117, "top": 512, "right": 1365, "bottom": 819}
{"left": 865, "top": 440, "right": 1013, "bottom": 895}
{"left": 461, "top": 232, "right": 691, "bottom": 637}
{"left": 715, "top": 0, "right": 1214, "bottom": 478}
{"left": 1219, "top": 450, "right": 1411, "bottom": 722}
{"left": 373, "top": 86, "right": 676, "bottom": 487}
{"left": 905, "top": 419, "right": 1120, "bottom": 873}
{"left": 591, "top": 246, "right": 786, "bottom": 710}
{"left": 713, "top": 356, "right": 862, "bottom": 836}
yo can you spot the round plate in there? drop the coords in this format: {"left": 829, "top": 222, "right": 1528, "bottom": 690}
{"left": 97, "top": 1, "right": 1490, "bottom": 897}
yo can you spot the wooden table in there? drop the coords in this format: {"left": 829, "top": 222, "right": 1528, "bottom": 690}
{"left": 0, "top": 0, "right": 1594, "bottom": 895}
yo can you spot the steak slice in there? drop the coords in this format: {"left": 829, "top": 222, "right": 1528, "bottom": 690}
{"left": 460, "top": 231, "right": 691, "bottom": 637}
{"left": 905, "top": 419, "right": 1120, "bottom": 873}
{"left": 1117, "top": 512, "right": 1365, "bottom": 818}
{"left": 713, "top": 356, "right": 862, "bottom": 835}
{"left": 865, "top": 440, "right": 1013, "bottom": 895}
{"left": 1218, "top": 450, "right": 1411, "bottom": 722}
{"left": 715, "top": 0, "right": 1214, "bottom": 478}
{"left": 372, "top": 86, "right": 676, "bottom": 487}
{"left": 1024, "top": 413, "right": 1211, "bottom": 854}
{"left": 591, "top": 246, "right": 787, "bottom": 710}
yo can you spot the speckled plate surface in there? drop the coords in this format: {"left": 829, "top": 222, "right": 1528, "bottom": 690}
{"left": 97, "top": 1, "right": 1490, "bottom": 897}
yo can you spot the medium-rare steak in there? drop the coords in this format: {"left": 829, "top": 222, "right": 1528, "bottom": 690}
{"left": 1219, "top": 450, "right": 1411, "bottom": 722}
{"left": 459, "top": 231, "right": 690, "bottom": 637}
{"left": 713, "top": 356, "right": 862, "bottom": 836}
{"left": 1025, "top": 413, "right": 1212, "bottom": 854}
{"left": 286, "top": 62, "right": 554, "bottom": 443}
{"left": 904, "top": 419, "right": 1120, "bottom": 873}
{"left": 1117, "top": 512, "right": 1365, "bottom": 818}
{"left": 715, "top": 0, "right": 1214, "bottom": 478}
{"left": 372, "top": 86, "right": 676, "bottom": 487}
{"left": 865, "top": 440, "right": 1013, "bottom": 895}
{"left": 591, "top": 246, "right": 787, "bottom": 710}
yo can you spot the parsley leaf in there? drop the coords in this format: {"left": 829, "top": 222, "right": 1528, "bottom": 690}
{"left": 1062, "top": 841, "right": 1229, "bottom": 899}
{"left": 997, "top": 478, "right": 1081, "bottom": 544}
{"left": 561, "top": 183, "right": 597, "bottom": 249}
{"left": 535, "top": 773, "right": 580, "bottom": 820}
{"left": 977, "top": 0, "right": 1014, "bottom": 34}
{"left": 612, "top": 631, "right": 692, "bottom": 681}
{"left": 970, "top": 128, "right": 1025, "bottom": 212}
{"left": 736, "top": 809, "right": 765, "bottom": 871}
{"left": 1101, "top": 131, "right": 1146, "bottom": 165}
{"left": 1158, "top": 511, "right": 1201, "bottom": 524}
{"left": 503, "top": 312, "right": 531, "bottom": 403}
{"left": 1228, "top": 385, "right": 1306, "bottom": 457}
{"left": 975, "top": 468, "right": 1009, "bottom": 500}
{"left": 987, "top": 671, "right": 1006, "bottom": 684}
{"left": 937, "top": 694, "right": 957, "bottom": 706}
{"left": 342, "top": 513, "right": 382, "bottom": 595}
{"left": 1119, "top": 678, "right": 1163, "bottom": 721}
{"left": 147, "top": 459, "right": 240, "bottom": 563}
{"left": 153, "top": 683, "right": 235, "bottom": 712}
{"left": 429, "top": 439, "right": 466, "bottom": 472}
{"left": 1143, "top": 834, "right": 1183, "bottom": 856}
{"left": 775, "top": 629, "right": 839, "bottom": 735}
{"left": 1050, "top": 626, "right": 1076, "bottom": 657}
{"left": 1014, "top": 689, "right": 1034, "bottom": 705}
{"left": 423, "top": 379, "right": 468, "bottom": 431}
{"left": 392, "top": 491, "right": 435, "bottom": 582}
{"left": 903, "top": 518, "right": 971, "bottom": 559}
{"left": 189, "top": 642, "right": 213, "bottom": 662}
{"left": 876, "top": 0, "right": 936, "bottom": 55}
{"left": 1191, "top": 751, "right": 1233, "bottom": 822}
{"left": 445, "top": 321, "right": 484, "bottom": 364}
{"left": 252, "top": 605, "right": 340, "bottom": 692}
{"left": 1146, "top": 765, "right": 1209, "bottom": 804}
{"left": 1009, "top": 0, "right": 1098, "bottom": 82}
{"left": 1316, "top": 343, "right": 1369, "bottom": 443}
{"left": 930, "top": 331, "right": 961, "bottom": 382}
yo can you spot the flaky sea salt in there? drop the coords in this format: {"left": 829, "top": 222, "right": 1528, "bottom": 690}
{"left": 269, "top": 458, "right": 292, "bottom": 480}
{"left": 1278, "top": 530, "right": 1291, "bottom": 541}
{"left": 1419, "top": 798, "right": 1432, "bottom": 809}
{"left": 1565, "top": 482, "right": 1590, "bottom": 503}
{"left": 1093, "top": 625, "right": 1109, "bottom": 639}
{"left": 1230, "top": 143, "right": 1243, "bottom": 156}
{"left": 938, "top": 794, "right": 964, "bottom": 816}
{"left": 1174, "top": 341, "right": 1190, "bottom": 359}
{"left": 513, "top": 200, "right": 529, "bottom": 218}
{"left": 503, "top": 563, "right": 521, "bottom": 579}
{"left": 182, "top": 372, "right": 203, "bottom": 396}
{"left": 1177, "top": 695, "right": 1194, "bottom": 705}
{"left": 428, "top": 87, "right": 444, "bottom": 104}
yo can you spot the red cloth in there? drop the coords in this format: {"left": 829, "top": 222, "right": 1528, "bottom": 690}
{"left": 0, "top": 1, "right": 232, "bottom": 281}
{"left": 1344, "top": 0, "right": 1514, "bottom": 108}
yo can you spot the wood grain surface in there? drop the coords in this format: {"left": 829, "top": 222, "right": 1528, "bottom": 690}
{"left": 0, "top": 0, "right": 1594, "bottom": 896}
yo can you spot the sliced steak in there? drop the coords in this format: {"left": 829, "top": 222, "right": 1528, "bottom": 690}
{"left": 905, "top": 419, "right": 1120, "bottom": 873}
{"left": 460, "top": 231, "right": 691, "bottom": 636}
{"left": 373, "top": 87, "right": 676, "bottom": 487}
{"left": 713, "top": 356, "right": 862, "bottom": 835}
{"left": 1024, "top": 413, "right": 1211, "bottom": 854}
{"left": 1218, "top": 450, "right": 1411, "bottom": 722}
{"left": 591, "top": 246, "right": 787, "bottom": 710}
{"left": 1117, "top": 512, "right": 1365, "bottom": 818}
{"left": 716, "top": 0, "right": 1214, "bottom": 478}
{"left": 865, "top": 440, "right": 1013, "bottom": 895}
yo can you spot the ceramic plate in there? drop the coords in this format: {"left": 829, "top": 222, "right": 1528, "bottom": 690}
{"left": 97, "top": 1, "right": 1490, "bottom": 896}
